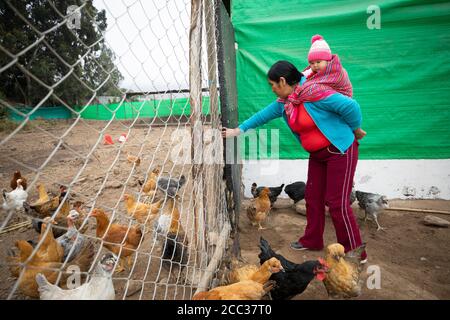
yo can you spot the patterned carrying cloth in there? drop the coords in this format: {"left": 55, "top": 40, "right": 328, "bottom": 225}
{"left": 279, "top": 54, "right": 353, "bottom": 118}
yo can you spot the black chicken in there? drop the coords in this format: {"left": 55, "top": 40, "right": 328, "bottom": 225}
{"left": 162, "top": 232, "right": 189, "bottom": 272}
{"left": 356, "top": 190, "right": 389, "bottom": 231}
{"left": 251, "top": 183, "right": 284, "bottom": 207}
{"left": 284, "top": 181, "right": 306, "bottom": 204}
{"left": 258, "top": 237, "right": 328, "bottom": 300}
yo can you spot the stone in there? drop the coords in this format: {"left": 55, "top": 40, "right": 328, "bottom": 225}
{"left": 423, "top": 215, "right": 450, "bottom": 228}
{"left": 295, "top": 202, "right": 307, "bottom": 216}
{"left": 106, "top": 181, "right": 123, "bottom": 189}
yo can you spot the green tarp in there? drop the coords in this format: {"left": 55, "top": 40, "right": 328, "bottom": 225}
{"left": 232, "top": 0, "right": 450, "bottom": 159}
{"left": 8, "top": 97, "right": 213, "bottom": 121}
{"left": 78, "top": 97, "right": 212, "bottom": 120}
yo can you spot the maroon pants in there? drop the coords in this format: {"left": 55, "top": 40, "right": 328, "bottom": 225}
{"left": 299, "top": 140, "right": 366, "bottom": 258}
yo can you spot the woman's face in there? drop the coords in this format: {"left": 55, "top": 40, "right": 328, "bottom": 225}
{"left": 269, "top": 78, "right": 294, "bottom": 99}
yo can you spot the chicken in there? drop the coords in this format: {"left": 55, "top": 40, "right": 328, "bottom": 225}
{"left": 25, "top": 188, "right": 71, "bottom": 238}
{"left": 323, "top": 243, "right": 366, "bottom": 299}
{"left": 123, "top": 193, "right": 162, "bottom": 227}
{"left": 27, "top": 185, "right": 65, "bottom": 216}
{"left": 192, "top": 280, "right": 276, "bottom": 300}
{"left": 284, "top": 181, "right": 306, "bottom": 204}
{"left": 90, "top": 208, "right": 143, "bottom": 273}
{"left": 2, "top": 179, "right": 28, "bottom": 215}
{"left": 356, "top": 190, "right": 389, "bottom": 231}
{"left": 247, "top": 187, "right": 271, "bottom": 230}
{"left": 7, "top": 239, "right": 95, "bottom": 298}
{"left": 258, "top": 237, "right": 329, "bottom": 300}
{"left": 10, "top": 171, "right": 27, "bottom": 190}
{"left": 35, "top": 217, "right": 64, "bottom": 263}
{"left": 227, "top": 257, "right": 284, "bottom": 284}
{"left": 138, "top": 168, "right": 160, "bottom": 196}
{"left": 251, "top": 183, "right": 284, "bottom": 207}
{"left": 56, "top": 210, "right": 86, "bottom": 262}
{"left": 157, "top": 175, "right": 186, "bottom": 198}
{"left": 36, "top": 253, "right": 116, "bottom": 300}
{"left": 127, "top": 153, "right": 141, "bottom": 166}
{"left": 71, "top": 201, "right": 89, "bottom": 233}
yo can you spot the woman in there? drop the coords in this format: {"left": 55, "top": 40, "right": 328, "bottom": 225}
{"left": 222, "top": 60, "right": 367, "bottom": 262}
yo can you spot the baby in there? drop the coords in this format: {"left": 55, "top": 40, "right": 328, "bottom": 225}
{"left": 301, "top": 34, "right": 366, "bottom": 139}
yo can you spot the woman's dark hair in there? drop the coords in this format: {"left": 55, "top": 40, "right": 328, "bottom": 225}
{"left": 267, "top": 60, "right": 303, "bottom": 85}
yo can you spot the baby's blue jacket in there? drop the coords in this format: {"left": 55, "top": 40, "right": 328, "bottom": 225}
{"left": 238, "top": 88, "right": 362, "bottom": 154}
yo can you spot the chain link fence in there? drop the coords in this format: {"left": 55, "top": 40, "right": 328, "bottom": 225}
{"left": 0, "top": 0, "right": 231, "bottom": 300}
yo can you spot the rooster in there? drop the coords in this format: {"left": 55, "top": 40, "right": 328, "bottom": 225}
{"left": 258, "top": 237, "right": 329, "bottom": 300}
{"left": 283, "top": 181, "right": 306, "bottom": 204}
{"left": 323, "top": 243, "right": 366, "bottom": 299}
{"left": 251, "top": 183, "right": 284, "bottom": 208}
{"left": 356, "top": 190, "right": 389, "bottom": 231}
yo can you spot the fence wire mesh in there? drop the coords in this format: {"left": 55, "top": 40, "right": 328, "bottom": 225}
{"left": 0, "top": 0, "right": 230, "bottom": 300}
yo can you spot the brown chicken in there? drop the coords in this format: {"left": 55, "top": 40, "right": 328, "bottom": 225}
{"left": 10, "top": 171, "right": 27, "bottom": 190}
{"left": 323, "top": 243, "right": 367, "bottom": 299}
{"left": 123, "top": 193, "right": 162, "bottom": 226}
{"left": 71, "top": 201, "right": 89, "bottom": 233}
{"left": 28, "top": 185, "right": 65, "bottom": 216}
{"left": 192, "top": 280, "right": 276, "bottom": 300}
{"left": 127, "top": 153, "right": 141, "bottom": 166}
{"left": 247, "top": 187, "right": 271, "bottom": 230}
{"left": 7, "top": 240, "right": 95, "bottom": 298}
{"left": 227, "top": 257, "right": 284, "bottom": 284}
{"left": 138, "top": 168, "right": 160, "bottom": 196}
{"left": 90, "top": 208, "right": 143, "bottom": 273}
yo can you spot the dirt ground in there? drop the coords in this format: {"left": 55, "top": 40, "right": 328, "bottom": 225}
{"left": 1, "top": 119, "right": 449, "bottom": 300}
{"left": 0, "top": 118, "right": 223, "bottom": 300}
{"left": 238, "top": 197, "right": 450, "bottom": 300}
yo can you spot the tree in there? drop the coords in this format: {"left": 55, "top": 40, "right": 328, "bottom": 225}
{"left": 0, "top": 0, "right": 123, "bottom": 107}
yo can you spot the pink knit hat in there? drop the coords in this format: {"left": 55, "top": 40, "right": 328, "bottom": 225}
{"left": 308, "top": 34, "right": 332, "bottom": 62}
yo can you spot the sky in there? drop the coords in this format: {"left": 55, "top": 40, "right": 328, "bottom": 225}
{"left": 92, "top": 0, "right": 193, "bottom": 92}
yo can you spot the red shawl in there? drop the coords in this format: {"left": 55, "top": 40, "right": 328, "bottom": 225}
{"left": 279, "top": 54, "right": 353, "bottom": 117}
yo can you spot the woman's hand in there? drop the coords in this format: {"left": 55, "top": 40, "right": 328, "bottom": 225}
{"left": 354, "top": 128, "right": 367, "bottom": 140}
{"left": 221, "top": 127, "right": 241, "bottom": 138}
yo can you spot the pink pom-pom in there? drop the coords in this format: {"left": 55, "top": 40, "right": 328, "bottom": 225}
{"left": 311, "top": 34, "right": 323, "bottom": 44}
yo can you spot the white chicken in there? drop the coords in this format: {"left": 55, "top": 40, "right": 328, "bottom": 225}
{"left": 2, "top": 179, "right": 28, "bottom": 214}
{"left": 35, "top": 253, "right": 116, "bottom": 300}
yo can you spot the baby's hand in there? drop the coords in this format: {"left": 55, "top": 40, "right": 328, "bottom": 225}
{"left": 354, "top": 128, "right": 366, "bottom": 140}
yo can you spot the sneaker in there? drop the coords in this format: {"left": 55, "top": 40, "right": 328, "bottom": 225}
{"left": 290, "top": 241, "right": 308, "bottom": 251}
{"left": 360, "top": 250, "right": 368, "bottom": 264}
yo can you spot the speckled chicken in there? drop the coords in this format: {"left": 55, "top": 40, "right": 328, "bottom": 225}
{"left": 356, "top": 190, "right": 389, "bottom": 231}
